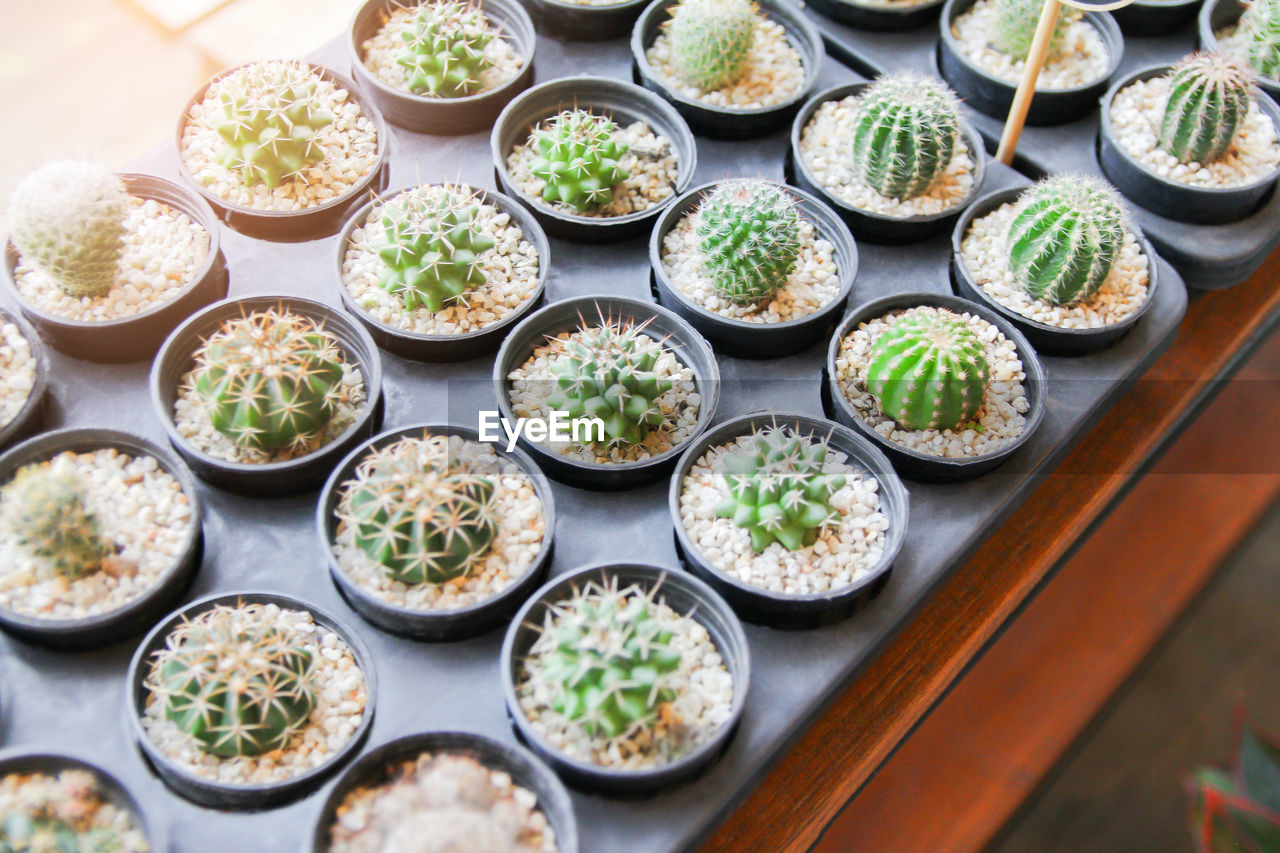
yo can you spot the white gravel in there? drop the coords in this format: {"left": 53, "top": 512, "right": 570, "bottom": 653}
{"left": 951, "top": 0, "right": 1111, "bottom": 90}
{"left": 0, "top": 319, "right": 35, "bottom": 429}
{"left": 0, "top": 769, "right": 149, "bottom": 852}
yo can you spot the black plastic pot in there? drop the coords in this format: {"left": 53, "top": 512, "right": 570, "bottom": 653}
{"left": 520, "top": 0, "right": 648, "bottom": 40}
{"left": 126, "top": 590, "right": 377, "bottom": 810}
{"left": 937, "top": 0, "right": 1123, "bottom": 124}
{"left": 787, "top": 81, "right": 989, "bottom": 244}
{"left": 648, "top": 181, "right": 859, "bottom": 358}
{"left": 150, "top": 294, "right": 385, "bottom": 497}
{"left": 309, "top": 730, "right": 578, "bottom": 852}
{"left": 949, "top": 187, "right": 1162, "bottom": 355}
{"left": 669, "top": 411, "right": 909, "bottom": 629}
{"left": 1112, "top": 0, "right": 1200, "bottom": 35}
{"left": 1098, "top": 65, "right": 1280, "bottom": 226}
{"left": 2, "top": 174, "right": 229, "bottom": 363}
{"left": 347, "top": 0, "right": 536, "bottom": 134}
{"left": 491, "top": 76, "right": 697, "bottom": 242}
{"left": 492, "top": 295, "right": 720, "bottom": 490}
{"left": 501, "top": 562, "right": 749, "bottom": 795}
{"left": 631, "top": 0, "right": 824, "bottom": 139}
{"left": 823, "top": 292, "right": 1047, "bottom": 482}
{"left": 805, "top": 0, "right": 946, "bottom": 31}
{"left": 334, "top": 185, "right": 550, "bottom": 362}
{"left": 0, "top": 428, "right": 203, "bottom": 650}
{"left": 317, "top": 423, "right": 556, "bottom": 641}
{"left": 176, "top": 62, "right": 390, "bottom": 242}
{"left": 1200, "top": 0, "right": 1280, "bottom": 102}
{"left": 0, "top": 308, "right": 47, "bottom": 451}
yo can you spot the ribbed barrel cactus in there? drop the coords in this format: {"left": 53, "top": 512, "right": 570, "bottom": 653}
{"left": 715, "top": 427, "right": 846, "bottom": 553}
{"left": 1159, "top": 53, "right": 1253, "bottom": 165}
{"left": 694, "top": 179, "right": 800, "bottom": 305}
{"left": 8, "top": 160, "right": 128, "bottom": 298}
{"left": 0, "top": 459, "right": 110, "bottom": 580}
{"left": 396, "top": 1, "right": 495, "bottom": 98}
{"left": 528, "top": 110, "right": 630, "bottom": 213}
{"left": 852, "top": 74, "right": 961, "bottom": 200}
{"left": 665, "top": 0, "right": 760, "bottom": 91}
{"left": 989, "top": 0, "right": 1081, "bottom": 61}
{"left": 1243, "top": 0, "right": 1280, "bottom": 78}
{"left": 867, "top": 308, "right": 990, "bottom": 432}
{"left": 149, "top": 604, "right": 316, "bottom": 758}
{"left": 1006, "top": 176, "right": 1125, "bottom": 306}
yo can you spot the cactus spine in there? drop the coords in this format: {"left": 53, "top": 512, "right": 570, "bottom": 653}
{"left": 8, "top": 161, "right": 128, "bottom": 298}
{"left": 1159, "top": 53, "right": 1253, "bottom": 165}
{"left": 989, "top": 0, "right": 1080, "bottom": 61}
{"left": 867, "top": 308, "right": 990, "bottom": 432}
{"left": 0, "top": 457, "right": 110, "bottom": 581}
{"left": 666, "top": 0, "right": 760, "bottom": 91}
{"left": 694, "top": 180, "right": 800, "bottom": 305}
{"left": 396, "top": 1, "right": 495, "bottom": 98}
{"left": 1006, "top": 175, "right": 1125, "bottom": 306}
{"left": 852, "top": 74, "right": 961, "bottom": 200}
{"left": 1243, "top": 0, "right": 1280, "bottom": 79}
{"left": 528, "top": 110, "right": 630, "bottom": 213}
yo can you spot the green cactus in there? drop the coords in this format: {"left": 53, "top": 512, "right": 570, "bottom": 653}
{"left": 867, "top": 308, "right": 991, "bottom": 432}
{"left": 989, "top": 0, "right": 1081, "bottom": 61}
{"left": 528, "top": 110, "right": 630, "bottom": 213}
{"left": 694, "top": 179, "right": 800, "bottom": 305}
{"left": 372, "top": 186, "right": 496, "bottom": 312}
{"left": 852, "top": 74, "right": 961, "bottom": 200}
{"left": 213, "top": 61, "right": 333, "bottom": 190}
{"left": 1006, "top": 175, "right": 1126, "bottom": 306}
{"left": 715, "top": 426, "right": 846, "bottom": 553}
{"left": 337, "top": 434, "right": 498, "bottom": 586}
{"left": 0, "top": 813, "right": 126, "bottom": 853}
{"left": 665, "top": 0, "right": 759, "bottom": 91}
{"left": 189, "top": 307, "right": 345, "bottom": 453}
{"left": 545, "top": 319, "right": 674, "bottom": 447}
{"left": 396, "top": 1, "right": 495, "bottom": 98}
{"left": 1159, "top": 53, "right": 1253, "bottom": 165}
{"left": 1243, "top": 0, "right": 1280, "bottom": 79}
{"left": 149, "top": 603, "right": 316, "bottom": 758}
{"left": 7, "top": 161, "right": 128, "bottom": 298}
{"left": 0, "top": 458, "right": 110, "bottom": 580}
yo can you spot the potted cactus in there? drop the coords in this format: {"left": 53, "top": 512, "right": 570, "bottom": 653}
{"left": 1202, "top": 0, "right": 1280, "bottom": 101}
{"left": 649, "top": 178, "right": 858, "bottom": 358}
{"left": 0, "top": 309, "right": 47, "bottom": 451}
{"left": 631, "top": 0, "right": 824, "bottom": 138}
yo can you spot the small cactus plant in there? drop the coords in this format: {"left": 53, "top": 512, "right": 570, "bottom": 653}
{"left": 149, "top": 603, "right": 316, "bottom": 758}
{"left": 867, "top": 308, "right": 990, "bottom": 432}
{"left": 1159, "top": 53, "right": 1253, "bottom": 165}
{"left": 528, "top": 110, "right": 630, "bottom": 213}
{"left": 852, "top": 74, "right": 962, "bottom": 200}
{"left": 0, "top": 458, "right": 110, "bottom": 581}
{"left": 989, "top": 0, "right": 1081, "bottom": 61}
{"left": 372, "top": 186, "right": 496, "bottom": 312}
{"left": 189, "top": 307, "right": 345, "bottom": 453}
{"left": 665, "top": 0, "right": 760, "bottom": 91}
{"left": 396, "top": 1, "right": 495, "bottom": 98}
{"left": 694, "top": 179, "right": 801, "bottom": 305}
{"left": 0, "top": 770, "right": 144, "bottom": 853}
{"left": 1006, "top": 176, "right": 1126, "bottom": 306}
{"left": 715, "top": 427, "right": 846, "bottom": 553}
{"left": 213, "top": 61, "right": 333, "bottom": 190}
{"left": 8, "top": 160, "right": 128, "bottom": 298}
{"left": 1242, "top": 0, "right": 1280, "bottom": 79}
{"left": 336, "top": 434, "right": 498, "bottom": 586}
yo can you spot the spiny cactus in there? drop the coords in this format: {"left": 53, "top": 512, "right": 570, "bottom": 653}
{"left": 1243, "top": 0, "right": 1280, "bottom": 79}
{"left": 666, "top": 0, "right": 759, "bottom": 91}
{"left": 149, "top": 604, "right": 316, "bottom": 758}
{"left": 1007, "top": 176, "right": 1125, "bottom": 306}
{"left": 527, "top": 579, "right": 682, "bottom": 741}
{"left": 337, "top": 434, "right": 498, "bottom": 586}
{"left": 189, "top": 307, "right": 344, "bottom": 453}
{"left": 852, "top": 74, "right": 961, "bottom": 200}
{"left": 372, "top": 185, "right": 496, "bottom": 312}
{"left": 715, "top": 427, "right": 846, "bottom": 553}
{"left": 0, "top": 458, "right": 110, "bottom": 580}
{"left": 8, "top": 161, "right": 128, "bottom": 298}
{"left": 528, "top": 110, "right": 630, "bottom": 213}
{"left": 694, "top": 180, "right": 800, "bottom": 305}
{"left": 867, "top": 308, "right": 990, "bottom": 432}
{"left": 1159, "top": 53, "right": 1253, "bottom": 165}
{"left": 989, "top": 0, "right": 1081, "bottom": 61}
{"left": 396, "top": 1, "right": 495, "bottom": 98}
{"left": 213, "top": 61, "right": 333, "bottom": 190}
{"left": 546, "top": 319, "right": 674, "bottom": 447}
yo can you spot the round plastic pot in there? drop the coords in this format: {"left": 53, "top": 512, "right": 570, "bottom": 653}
{"left": 520, "top": 0, "right": 648, "bottom": 39}
{"left": 668, "top": 411, "right": 909, "bottom": 629}
{"left": 949, "top": 187, "right": 1162, "bottom": 355}
{"left": 491, "top": 76, "right": 697, "bottom": 242}
{"left": 0, "top": 428, "right": 203, "bottom": 650}
{"left": 347, "top": 0, "right": 536, "bottom": 134}
{"left": 787, "top": 81, "right": 989, "bottom": 244}
{"left": 149, "top": 294, "right": 386, "bottom": 497}
{"left": 317, "top": 422, "right": 556, "bottom": 641}
{"left": 500, "top": 562, "right": 750, "bottom": 795}
{"left": 492, "top": 294, "right": 720, "bottom": 490}
{"left": 937, "top": 0, "right": 1123, "bottom": 124}
{"left": 1098, "top": 65, "right": 1280, "bottom": 226}
{"left": 334, "top": 185, "right": 550, "bottom": 362}
{"left": 648, "top": 181, "right": 858, "bottom": 358}
{"left": 2, "top": 174, "right": 229, "bottom": 363}
{"left": 823, "top": 291, "right": 1047, "bottom": 482}
{"left": 308, "top": 730, "right": 578, "bottom": 852}
{"left": 1112, "top": 0, "right": 1199, "bottom": 35}
{"left": 175, "top": 62, "right": 390, "bottom": 242}
{"left": 630, "top": 0, "right": 824, "bottom": 139}
{"left": 805, "top": 0, "right": 945, "bottom": 30}
{"left": 0, "top": 308, "right": 48, "bottom": 451}
{"left": 126, "top": 590, "right": 377, "bottom": 810}
{"left": 1200, "top": 0, "right": 1280, "bottom": 102}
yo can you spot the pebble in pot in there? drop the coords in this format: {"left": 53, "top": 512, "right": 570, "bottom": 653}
{"left": 0, "top": 756, "right": 156, "bottom": 852}
{"left": 0, "top": 310, "right": 46, "bottom": 450}
{"left": 1206, "top": 0, "right": 1280, "bottom": 100}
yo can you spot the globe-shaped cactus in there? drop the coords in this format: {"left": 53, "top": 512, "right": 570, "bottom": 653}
{"left": 1243, "top": 0, "right": 1280, "bottom": 79}
{"left": 1159, "top": 53, "right": 1253, "bottom": 165}
{"left": 851, "top": 73, "right": 961, "bottom": 200}
{"left": 528, "top": 110, "right": 630, "bottom": 213}
{"left": 989, "top": 0, "right": 1080, "bottom": 61}
{"left": 665, "top": 0, "right": 760, "bottom": 91}
{"left": 396, "top": 1, "right": 495, "bottom": 98}
{"left": 0, "top": 458, "right": 110, "bottom": 580}
{"left": 694, "top": 179, "right": 801, "bottom": 305}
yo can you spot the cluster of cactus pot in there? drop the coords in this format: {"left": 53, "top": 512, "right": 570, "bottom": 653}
{"left": 988, "top": 0, "right": 1080, "bottom": 61}
{"left": 528, "top": 110, "right": 630, "bottom": 213}
{"left": 694, "top": 180, "right": 800, "bottom": 304}
{"left": 0, "top": 459, "right": 110, "bottom": 581}
{"left": 665, "top": 0, "right": 760, "bottom": 91}
{"left": 1242, "top": 0, "right": 1280, "bottom": 79}
{"left": 396, "top": 1, "right": 495, "bottom": 98}
{"left": 851, "top": 74, "right": 961, "bottom": 201}
{"left": 1159, "top": 53, "right": 1253, "bottom": 166}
